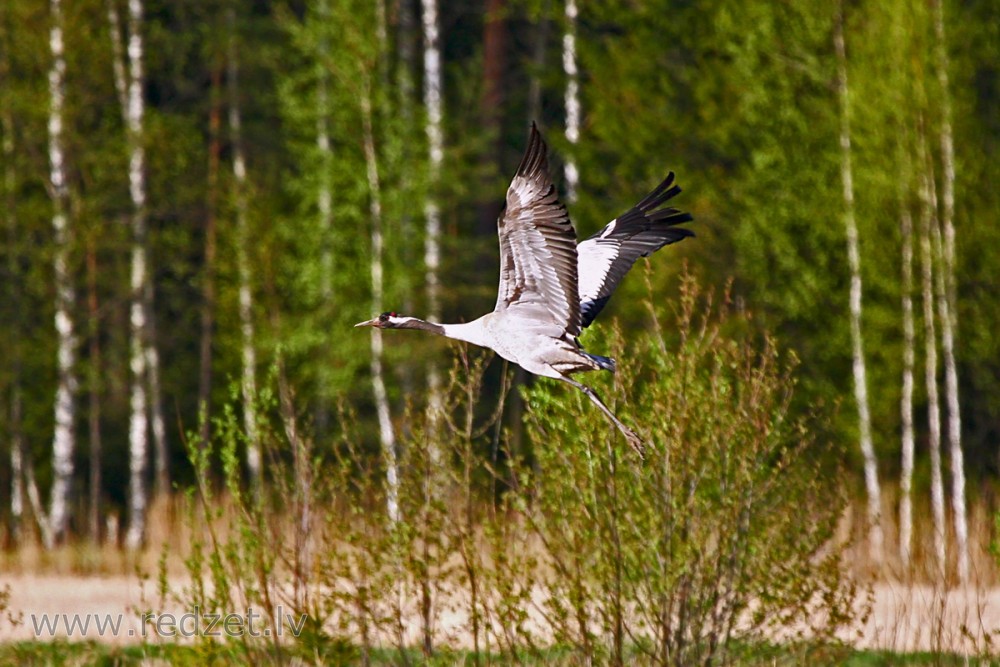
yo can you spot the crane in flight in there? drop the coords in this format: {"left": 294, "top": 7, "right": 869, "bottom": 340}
{"left": 356, "top": 123, "right": 693, "bottom": 455}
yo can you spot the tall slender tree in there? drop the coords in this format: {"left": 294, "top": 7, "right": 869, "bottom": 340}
{"left": 361, "top": 83, "right": 400, "bottom": 524}
{"left": 227, "top": 5, "right": 261, "bottom": 487}
{"left": 198, "top": 58, "right": 222, "bottom": 448}
{"left": 562, "top": 0, "right": 579, "bottom": 202}
{"left": 85, "top": 239, "right": 103, "bottom": 541}
{"left": 918, "top": 138, "right": 947, "bottom": 577}
{"left": 110, "top": 0, "right": 168, "bottom": 505}
{"left": 1, "top": 7, "right": 26, "bottom": 541}
{"left": 890, "top": 0, "right": 918, "bottom": 573}
{"left": 45, "top": 0, "right": 79, "bottom": 548}
{"left": 898, "top": 160, "right": 916, "bottom": 570}
{"left": 315, "top": 0, "right": 334, "bottom": 436}
{"left": 422, "top": 0, "right": 444, "bottom": 436}
{"left": 931, "top": 0, "right": 968, "bottom": 585}
{"left": 834, "top": 2, "right": 882, "bottom": 561}
{"left": 112, "top": 0, "right": 155, "bottom": 550}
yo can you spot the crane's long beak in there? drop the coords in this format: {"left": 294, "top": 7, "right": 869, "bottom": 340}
{"left": 354, "top": 318, "right": 379, "bottom": 328}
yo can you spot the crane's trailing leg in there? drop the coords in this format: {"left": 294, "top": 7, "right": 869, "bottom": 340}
{"left": 561, "top": 376, "right": 644, "bottom": 458}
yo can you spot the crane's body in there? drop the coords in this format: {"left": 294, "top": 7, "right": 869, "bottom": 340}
{"left": 357, "top": 123, "right": 693, "bottom": 455}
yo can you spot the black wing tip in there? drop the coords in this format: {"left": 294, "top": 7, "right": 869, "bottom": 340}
{"left": 637, "top": 172, "right": 686, "bottom": 212}
{"left": 516, "top": 122, "right": 548, "bottom": 178}
{"left": 647, "top": 208, "right": 694, "bottom": 227}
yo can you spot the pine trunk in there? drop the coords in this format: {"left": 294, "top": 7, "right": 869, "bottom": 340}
{"left": 361, "top": 85, "right": 400, "bottom": 524}
{"left": 227, "top": 7, "right": 261, "bottom": 486}
{"left": 198, "top": 60, "right": 222, "bottom": 447}
{"left": 562, "top": 0, "right": 579, "bottom": 202}
{"left": 86, "top": 241, "right": 103, "bottom": 541}
{"left": 478, "top": 0, "right": 506, "bottom": 233}
{"left": 46, "top": 0, "right": 79, "bottom": 548}
{"left": 932, "top": 0, "right": 968, "bottom": 585}
{"left": 2, "top": 41, "right": 25, "bottom": 540}
{"left": 834, "top": 5, "right": 882, "bottom": 560}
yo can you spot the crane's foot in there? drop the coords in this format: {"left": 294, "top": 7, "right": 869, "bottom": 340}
{"left": 622, "top": 426, "right": 646, "bottom": 460}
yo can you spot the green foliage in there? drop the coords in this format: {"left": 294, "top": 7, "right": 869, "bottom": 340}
{"left": 518, "top": 277, "right": 857, "bottom": 665}
{"left": 150, "top": 283, "right": 857, "bottom": 663}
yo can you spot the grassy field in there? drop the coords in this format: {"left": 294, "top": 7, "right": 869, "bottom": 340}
{"left": 0, "top": 638, "right": 992, "bottom": 666}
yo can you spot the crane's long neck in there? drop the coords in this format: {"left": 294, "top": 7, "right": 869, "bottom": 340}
{"left": 394, "top": 317, "right": 446, "bottom": 335}
{"left": 395, "top": 316, "right": 490, "bottom": 348}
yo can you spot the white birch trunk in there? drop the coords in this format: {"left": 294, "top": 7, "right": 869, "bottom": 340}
{"left": 124, "top": 243, "right": 149, "bottom": 550}
{"left": 562, "top": 0, "right": 579, "bottom": 202}
{"left": 422, "top": 0, "right": 444, "bottom": 437}
{"left": 120, "top": 0, "right": 153, "bottom": 550}
{"left": 315, "top": 0, "right": 334, "bottom": 437}
{"left": 898, "top": 177, "right": 916, "bottom": 571}
{"left": 834, "top": 7, "right": 882, "bottom": 561}
{"left": 10, "top": 402, "right": 23, "bottom": 535}
{"left": 918, "top": 158, "right": 947, "bottom": 578}
{"left": 929, "top": 171, "right": 967, "bottom": 583}
{"left": 46, "top": 0, "right": 78, "bottom": 548}
{"left": 932, "top": 0, "right": 968, "bottom": 585}
{"left": 145, "top": 299, "right": 168, "bottom": 495}
{"left": 227, "top": 7, "right": 261, "bottom": 485}
{"left": 107, "top": 0, "right": 128, "bottom": 111}
{"left": 361, "top": 87, "right": 400, "bottom": 524}
{"left": 317, "top": 10, "right": 333, "bottom": 306}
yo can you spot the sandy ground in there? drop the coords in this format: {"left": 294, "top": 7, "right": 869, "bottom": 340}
{"left": 1, "top": 573, "right": 998, "bottom": 655}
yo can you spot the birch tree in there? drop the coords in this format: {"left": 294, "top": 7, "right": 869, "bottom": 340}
{"left": 422, "top": 0, "right": 444, "bottom": 434}
{"left": 227, "top": 6, "right": 261, "bottom": 486}
{"left": 361, "top": 83, "right": 400, "bottom": 524}
{"left": 45, "top": 0, "right": 78, "bottom": 548}
{"left": 918, "top": 142, "right": 947, "bottom": 577}
{"left": 315, "top": 0, "right": 333, "bottom": 436}
{"left": 562, "top": 0, "right": 579, "bottom": 202}
{"left": 108, "top": 0, "right": 156, "bottom": 550}
{"left": 109, "top": 0, "right": 168, "bottom": 504}
{"left": 834, "top": 4, "right": 882, "bottom": 560}
{"left": 898, "top": 161, "right": 916, "bottom": 570}
{"left": 931, "top": 0, "right": 968, "bottom": 585}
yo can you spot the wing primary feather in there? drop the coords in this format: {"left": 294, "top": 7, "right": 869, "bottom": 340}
{"left": 576, "top": 171, "right": 694, "bottom": 329}
{"left": 494, "top": 122, "right": 582, "bottom": 337}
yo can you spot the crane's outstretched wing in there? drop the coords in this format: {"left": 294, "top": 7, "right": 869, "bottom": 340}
{"left": 577, "top": 174, "right": 693, "bottom": 329}
{"left": 495, "top": 123, "right": 581, "bottom": 337}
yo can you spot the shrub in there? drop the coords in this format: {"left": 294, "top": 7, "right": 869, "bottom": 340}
{"left": 161, "top": 276, "right": 857, "bottom": 665}
{"left": 517, "top": 276, "right": 858, "bottom": 665}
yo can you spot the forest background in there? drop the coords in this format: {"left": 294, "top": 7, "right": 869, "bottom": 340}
{"left": 1, "top": 0, "right": 998, "bottom": 589}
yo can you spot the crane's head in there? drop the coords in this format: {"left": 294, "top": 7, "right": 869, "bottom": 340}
{"left": 354, "top": 311, "right": 411, "bottom": 329}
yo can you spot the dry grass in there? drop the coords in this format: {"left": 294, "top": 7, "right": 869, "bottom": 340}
{"left": 1, "top": 489, "right": 998, "bottom": 656}
{"left": 841, "top": 485, "right": 999, "bottom": 587}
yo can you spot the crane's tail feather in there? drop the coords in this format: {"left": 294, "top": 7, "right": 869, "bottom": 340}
{"left": 583, "top": 352, "right": 616, "bottom": 373}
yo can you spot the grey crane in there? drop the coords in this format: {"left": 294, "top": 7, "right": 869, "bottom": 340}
{"left": 356, "top": 123, "right": 693, "bottom": 455}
